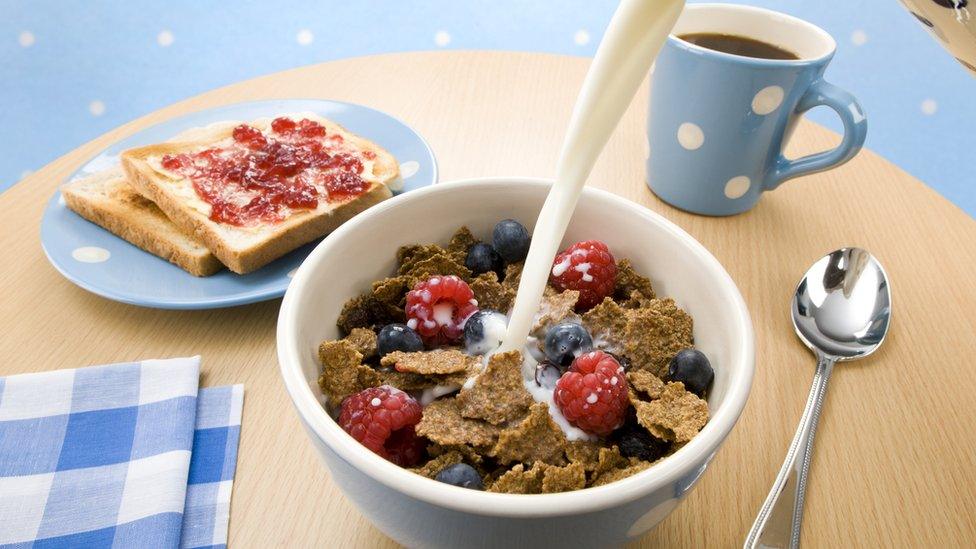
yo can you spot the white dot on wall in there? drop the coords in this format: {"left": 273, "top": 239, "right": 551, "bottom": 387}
{"left": 89, "top": 100, "right": 105, "bottom": 116}
{"left": 434, "top": 30, "right": 451, "bottom": 47}
{"left": 18, "top": 31, "right": 35, "bottom": 47}
{"left": 399, "top": 160, "right": 419, "bottom": 179}
{"left": 157, "top": 30, "right": 174, "bottom": 47}
{"left": 296, "top": 29, "right": 314, "bottom": 46}
{"left": 724, "top": 176, "right": 751, "bottom": 199}
{"left": 72, "top": 246, "right": 111, "bottom": 263}
{"left": 574, "top": 29, "right": 591, "bottom": 46}
{"left": 676, "top": 122, "right": 705, "bottom": 150}
{"left": 752, "top": 85, "right": 785, "bottom": 115}
{"left": 921, "top": 98, "right": 938, "bottom": 115}
{"left": 851, "top": 30, "right": 868, "bottom": 46}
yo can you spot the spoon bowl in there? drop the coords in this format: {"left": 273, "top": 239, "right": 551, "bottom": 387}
{"left": 792, "top": 247, "right": 892, "bottom": 360}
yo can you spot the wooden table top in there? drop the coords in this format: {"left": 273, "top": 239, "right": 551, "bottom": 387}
{"left": 2, "top": 51, "right": 974, "bottom": 548}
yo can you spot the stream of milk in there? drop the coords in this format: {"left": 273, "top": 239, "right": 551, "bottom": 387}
{"left": 500, "top": 0, "right": 684, "bottom": 354}
{"left": 493, "top": 0, "right": 684, "bottom": 436}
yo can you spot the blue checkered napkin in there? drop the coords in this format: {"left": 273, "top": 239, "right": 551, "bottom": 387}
{"left": 180, "top": 385, "right": 243, "bottom": 549}
{"left": 0, "top": 357, "right": 201, "bottom": 548}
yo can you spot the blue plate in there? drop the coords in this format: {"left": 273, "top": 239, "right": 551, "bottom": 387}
{"left": 40, "top": 99, "right": 437, "bottom": 309}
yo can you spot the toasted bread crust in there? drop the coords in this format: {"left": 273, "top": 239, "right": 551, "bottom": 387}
{"left": 61, "top": 171, "right": 223, "bottom": 277}
{"left": 120, "top": 114, "right": 397, "bottom": 274}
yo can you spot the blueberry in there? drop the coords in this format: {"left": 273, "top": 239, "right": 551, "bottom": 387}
{"left": 465, "top": 243, "right": 504, "bottom": 277}
{"left": 492, "top": 219, "right": 531, "bottom": 262}
{"left": 464, "top": 310, "right": 507, "bottom": 355}
{"left": 544, "top": 322, "right": 593, "bottom": 367}
{"left": 434, "top": 463, "right": 484, "bottom": 490}
{"left": 667, "top": 349, "right": 714, "bottom": 396}
{"left": 377, "top": 324, "right": 424, "bottom": 357}
{"left": 614, "top": 422, "right": 670, "bottom": 462}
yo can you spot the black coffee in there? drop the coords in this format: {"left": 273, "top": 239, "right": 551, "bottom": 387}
{"left": 678, "top": 33, "right": 799, "bottom": 60}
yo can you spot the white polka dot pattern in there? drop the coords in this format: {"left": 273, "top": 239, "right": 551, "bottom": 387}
{"left": 752, "top": 86, "right": 785, "bottom": 115}
{"left": 18, "top": 31, "right": 35, "bottom": 48}
{"left": 89, "top": 101, "right": 105, "bottom": 116}
{"left": 72, "top": 247, "right": 111, "bottom": 263}
{"left": 296, "top": 29, "right": 314, "bottom": 46}
{"left": 724, "top": 176, "right": 751, "bottom": 199}
{"left": 399, "top": 160, "right": 420, "bottom": 179}
{"left": 677, "top": 123, "right": 704, "bottom": 150}
{"left": 157, "top": 30, "right": 174, "bottom": 47}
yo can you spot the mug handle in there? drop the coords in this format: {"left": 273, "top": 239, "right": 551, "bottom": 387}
{"left": 764, "top": 79, "right": 867, "bottom": 190}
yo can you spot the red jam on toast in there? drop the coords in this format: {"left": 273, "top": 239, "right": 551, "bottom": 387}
{"left": 160, "top": 117, "right": 371, "bottom": 226}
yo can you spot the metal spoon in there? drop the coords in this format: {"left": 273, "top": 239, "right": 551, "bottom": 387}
{"left": 745, "top": 248, "right": 892, "bottom": 549}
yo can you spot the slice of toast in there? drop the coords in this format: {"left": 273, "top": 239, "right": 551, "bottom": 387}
{"left": 121, "top": 113, "right": 397, "bottom": 274}
{"left": 61, "top": 168, "right": 224, "bottom": 277}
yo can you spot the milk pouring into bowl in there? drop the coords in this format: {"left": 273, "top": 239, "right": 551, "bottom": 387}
{"left": 501, "top": 0, "right": 685, "bottom": 352}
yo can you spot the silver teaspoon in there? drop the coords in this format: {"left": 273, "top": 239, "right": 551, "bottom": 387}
{"left": 745, "top": 248, "right": 892, "bottom": 549}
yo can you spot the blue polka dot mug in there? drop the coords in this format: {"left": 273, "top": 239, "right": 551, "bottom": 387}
{"left": 647, "top": 3, "right": 867, "bottom": 216}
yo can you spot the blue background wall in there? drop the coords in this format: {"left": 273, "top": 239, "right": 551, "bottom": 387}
{"left": 2, "top": 0, "right": 973, "bottom": 216}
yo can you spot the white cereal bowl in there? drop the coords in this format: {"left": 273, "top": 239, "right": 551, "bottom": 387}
{"left": 277, "top": 178, "right": 754, "bottom": 548}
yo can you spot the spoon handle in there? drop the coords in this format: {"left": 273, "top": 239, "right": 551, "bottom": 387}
{"left": 744, "top": 355, "right": 836, "bottom": 549}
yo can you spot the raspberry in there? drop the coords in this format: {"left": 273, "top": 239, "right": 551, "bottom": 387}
{"left": 549, "top": 240, "right": 618, "bottom": 311}
{"left": 405, "top": 275, "right": 479, "bottom": 345}
{"left": 338, "top": 385, "right": 424, "bottom": 466}
{"left": 553, "top": 351, "right": 629, "bottom": 436}
{"left": 383, "top": 425, "right": 426, "bottom": 467}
